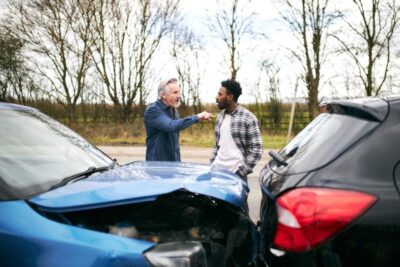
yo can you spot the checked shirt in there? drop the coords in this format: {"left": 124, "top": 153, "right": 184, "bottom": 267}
{"left": 210, "top": 105, "right": 263, "bottom": 177}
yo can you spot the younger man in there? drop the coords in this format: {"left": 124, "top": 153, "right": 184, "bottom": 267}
{"left": 210, "top": 79, "right": 263, "bottom": 182}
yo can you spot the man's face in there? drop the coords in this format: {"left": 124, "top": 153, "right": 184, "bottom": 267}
{"left": 161, "top": 82, "right": 181, "bottom": 108}
{"left": 216, "top": 86, "right": 232, "bottom": 110}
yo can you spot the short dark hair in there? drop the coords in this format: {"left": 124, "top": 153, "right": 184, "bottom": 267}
{"left": 221, "top": 79, "right": 242, "bottom": 102}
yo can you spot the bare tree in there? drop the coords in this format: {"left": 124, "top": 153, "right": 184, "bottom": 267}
{"left": 90, "top": 0, "right": 137, "bottom": 121}
{"left": 252, "top": 59, "right": 281, "bottom": 103}
{"left": 0, "top": 24, "right": 39, "bottom": 104}
{"left": 133, "top": 0, "right": 181, "bottom": 110}
{"left": 260, "top": 60, "right": 282, "bottom": 132}
{"left": 170, "top": 26, "right": 203, "bottom": 114}
{"left": 6, "top": 0, "right": 96, "bottom": 121}
{"left": 334, "top": 0, "right": 400, "bottom": 96}
{"left": 207, "top": 0, "right": 256, "bottom": 81}
{"left": 90, "top": 0, "right": 181, "bottom": 120}
{"left": 276, "top": 0, "right": 341, "bottom": 119}
{"left": 0, "top": 27, "right": 24, "bottom": 102}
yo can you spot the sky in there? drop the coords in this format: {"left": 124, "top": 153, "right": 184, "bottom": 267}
{"left": 1, "top": 0, "right": 397, "bottom": 104}
{"left": 0, "top": 0, "right": 6, "bottom": 11}
{"left": 0, "top": 0, "right": 346, "bottom": 104}
{"left": 161, "top": 0, "right": 288, "bottom": 104}
{"left": 175, "top": 0, "right": 400, "bottom": 104}
{"left": 172, "top": 0, "right": 349, "bottom": 104}
{"left": 1, "top": 0, "right": 279, "bottom": 104}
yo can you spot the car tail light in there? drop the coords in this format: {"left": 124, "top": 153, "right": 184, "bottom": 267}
{"left": 273, "top": 187, "right": 377, "bottom": 253}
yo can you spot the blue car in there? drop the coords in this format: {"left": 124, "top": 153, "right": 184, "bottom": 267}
{"left": 0, "top": 102, "right": 258, "bottom": 267}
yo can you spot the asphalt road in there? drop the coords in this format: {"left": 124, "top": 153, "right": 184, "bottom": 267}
{"left": 98, "top": 145, "right": 271, "bottom": 224}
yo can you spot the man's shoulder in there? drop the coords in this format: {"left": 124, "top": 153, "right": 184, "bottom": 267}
{"left": 145, "top": 100, "right": 162, "bottom": 112}
{"left": 237, "top": 106, "right": 257, "bottom": 119}
{"left": 144, "top": 101, "right": 163, "bottom": 120}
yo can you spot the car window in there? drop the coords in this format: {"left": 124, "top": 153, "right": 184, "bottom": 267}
{"left": 0, "top": 109, "right": 113, "bottom": 199}
{"left": 273, "top": 113, "right": 379, "bottom": 174}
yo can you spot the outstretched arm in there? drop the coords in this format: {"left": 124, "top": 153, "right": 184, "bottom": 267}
{"left": 145, "top": 106, "right": 213, "bottom": 132}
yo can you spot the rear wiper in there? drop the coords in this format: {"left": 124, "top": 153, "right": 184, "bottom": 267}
{"left": 286, "top": 146, "right": 298, "bottom": 157}
{"left": 268, "top": 150, "right": 288, "bottom": 167}
{"left": 49, "top": 159, "right": 117, "bottom": 190}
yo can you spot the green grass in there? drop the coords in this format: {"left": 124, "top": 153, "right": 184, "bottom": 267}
{"left": 69, "top": 122, "right": 291, "bottom": 149}
{"left": 88, "top": 136, "right": 146, "bottom": 145}
{"left": 180, "top": 131, "right": 289, "bottom": 149}
{"left": 264, "top": 134, "right": 291, "bottom": 149}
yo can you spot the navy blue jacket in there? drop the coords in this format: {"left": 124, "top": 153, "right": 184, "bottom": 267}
{"left": 144, "top": 100, "right": 199, "bottom": 161}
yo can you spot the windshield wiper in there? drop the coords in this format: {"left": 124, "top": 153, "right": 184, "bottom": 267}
{"left": 49, "top": 159, "right": 118, "bottom": 191}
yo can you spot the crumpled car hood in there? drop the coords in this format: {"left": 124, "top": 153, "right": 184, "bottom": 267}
{"left": 29, "top": 161, "right": 248, "bottom": 211}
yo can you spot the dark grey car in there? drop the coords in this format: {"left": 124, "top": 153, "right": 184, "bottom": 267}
{"left": 259, "top": 95, "right": 400, "bottom": 266}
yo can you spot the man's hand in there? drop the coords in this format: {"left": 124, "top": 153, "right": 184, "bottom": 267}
{"left": 197, "top": 111, "right": 214, "bottom": 121}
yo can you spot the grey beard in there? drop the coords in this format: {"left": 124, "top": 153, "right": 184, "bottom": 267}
{"left": 173, "top": 101, "right": 181, "bottom": 108}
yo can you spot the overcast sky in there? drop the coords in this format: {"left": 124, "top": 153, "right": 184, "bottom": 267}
{"left": 0, "top": 0, "right": 279, "bottom": 103}
{"left": 174, "top": 0, "right": 353, "bottom": 103}
{"left": 0, "top": 0, "right": 397, "bottom": 104}
{"left": 177, "top": 0, "right": 399, "bottom": 103}
{"left": 168, "top": 0, "right": 287, "bottom": 104}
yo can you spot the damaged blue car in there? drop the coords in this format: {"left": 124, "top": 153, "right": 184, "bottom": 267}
{"left": 0, "top": 102, "right": 258, "bottom": 267}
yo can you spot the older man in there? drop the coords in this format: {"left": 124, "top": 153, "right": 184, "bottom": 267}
{"left": 144, "top": 78, "right": 212, "bottom": 161}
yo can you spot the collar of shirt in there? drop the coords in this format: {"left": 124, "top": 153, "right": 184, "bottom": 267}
{"left": 223, "top": 105, "right": 240, "bottom": 118}
{"left": 157, "top": 99, "right": 177, "bottom": 118}
{"left": 157, "top": 99, "right": 168, "bottom": 110}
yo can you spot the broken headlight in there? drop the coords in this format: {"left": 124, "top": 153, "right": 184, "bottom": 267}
{"left": 144, "top": 241, "right": 207, "bottom": 267}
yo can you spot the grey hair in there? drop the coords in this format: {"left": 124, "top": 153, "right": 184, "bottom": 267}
{"left": 158, "top": 78, "right": 178, "bottom": 99}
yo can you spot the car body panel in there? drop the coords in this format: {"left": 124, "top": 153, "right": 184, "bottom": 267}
{"left": 259, "top": 95, "right": 400, "bottom": 267}
{"left": 30, "top": 161, "right": 248, "bottom": 211}
{"left": 0, "top": 101, "right": 256, "bottom": 267}
{"left": 0, "top": 200, "right": 153, "bottom": 267}
{"left": 0, "top": 101, "right": 37, "bottom": 111}
{"left": 327, "top": 96, "right": 389, "bottom": 121}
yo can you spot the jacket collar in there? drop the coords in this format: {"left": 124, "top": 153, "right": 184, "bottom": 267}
{"left": 157, "top": 99, "right": 168, "bottom": 110}
{"left": 157, "top": 99, "right": 177, "bottom": 118}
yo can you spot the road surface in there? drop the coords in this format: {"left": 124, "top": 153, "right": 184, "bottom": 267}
{"left": 98, "top": 145, "right": 271, "bottom": 223}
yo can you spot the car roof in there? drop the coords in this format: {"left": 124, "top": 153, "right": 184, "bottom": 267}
{"left": 0, "top": 101, "right": 37, "bottom": 112}
{"left": 383, "top": 94, "right": 400, "bottom": 102}
{"left": 326, "top": 95, "right": 390, "bottom": 122}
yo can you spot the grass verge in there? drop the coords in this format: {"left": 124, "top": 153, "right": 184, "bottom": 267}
{"left": 69, "top": 122, "right": 291, "bottom": 149}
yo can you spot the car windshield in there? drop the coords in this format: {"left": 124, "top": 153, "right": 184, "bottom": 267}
{"left": 274, "top": 112, "right": 379, "bottom": 174}
{"left": 0, "top": 108, "right": 113, "bottom": 199}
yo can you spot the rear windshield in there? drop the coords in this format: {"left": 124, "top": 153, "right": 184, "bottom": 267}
{"left": 272, "top": 113, "right": 379, "bottom": 174}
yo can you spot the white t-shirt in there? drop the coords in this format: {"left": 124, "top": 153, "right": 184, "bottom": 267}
{"left": 211, "top": 114, "right": 244, "bottom": 172}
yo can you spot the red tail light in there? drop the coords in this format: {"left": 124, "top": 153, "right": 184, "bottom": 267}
{"left": 273, "top": 187, "right": 377, "bottom": 253}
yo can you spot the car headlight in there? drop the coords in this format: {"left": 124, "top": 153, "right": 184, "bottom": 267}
{"left": 144, "top": 241, "right": 207, "bottom": 267}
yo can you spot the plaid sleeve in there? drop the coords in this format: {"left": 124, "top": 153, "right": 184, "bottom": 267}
{"left": 237, "top": 114, "right": 263, "bottom": 176}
